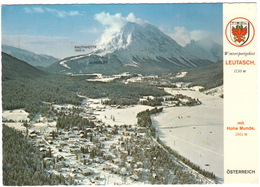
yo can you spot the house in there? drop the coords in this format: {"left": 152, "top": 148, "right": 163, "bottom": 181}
{"left": 79, "top": 157, "right": 91, "bottom": 165}
{"left": 76, "top": 153, "right": 85, "bottom": 160}
{"left": 112, "top": 158, "right": 121, "bottom": 164}
{"left": 88, "top": 116, "right": 96, "bottom": 120}
{"left": 78, "top": 130, "right": 85, "bottom": 135}
{"left": 126, "top": 127, "right": 134, "bottom": 132}
{"left": 94, "top": 157, "right": 104, "bottom": 163}
{"left": 79, "top": 168, "right": 94, "bottom": 176}
{"left": 29, "top": 130, "right": 37, "bottom": 135}
{"left": 48, "top": 140, "right": 53, "bottom": 144}
{"left": 102, "top": 153, "right": 113, "bottom": 161}
{"left": 122, "top": 132, "right": 129, "bottom": 136}
{"left": 39, "top": 147, "right": 46, "bottom": 152}
{"left": 38, "top": 144, "right": 45, "bottom": 148}
{"left": 112, "top": 167, "right": 120, "bottom": 174}
{"left": 119, "top": 168, "right": 127, "bottom": 176}
{"left": 102, "top": 165, "right": 113, "bottom": 171}
{"left": 100, "top": 137, "right": 107, "bottom": 141}
{"left": 79, "top": 134, "right": 85, "bottom": 138}
{"left": 56, "top": 155, "right": 65, "bottom": 161}
{"left": 29, "top": 133, "right": 37, "bottom": 139}
{"left": 121, "top": 150, "right": 128, "bottom": 156}
{"left": 130, "top": 175, "right": 139, "bottom": 181}
{"left": 61, "top": 135, "right": 69, "bottom": 140}
{"left": 96, "top": 106, "right": 102, "bottom": 111}
{"left": 34, "top": 137, "right": 42, "bottom": 144}
{"left": 134, "top": 168, "right": 144, "bottom": 175}
{"left": 87, "top": 133, "right": 93, "bottom": 137}
{"left": 68, "top": 138, "right": 77, "bottom": 144}
{"left": 45, "top": 136, "right": 53, "bottom": 141}
{"left": 135, "top": 162, "right": 143, "bottom": 168}
{"left": 59, "top": 141, "right": 68, "bottom": 147}
{"left": 152, "top": 173, "right": 158, "bottom": 179}
{"left": 56, "top": 161, "right": 66, "bottom": 170}
{"left": 49, "top": 131, "right": 55, "bottom": 136}
{"left": 72, "top": 126, "right": 79, "bottom": 131}
{"left": 69, "top": 172, "right": 77, "bottom": 179}
{"left": 79, "top": 138, "right": 88, "bottom": 142}
{"left": 69, "top": 134, "right": 77, "bottom": 138}
{"left": 86, "top": 128, "right": 93, "bottom": 133}
{"left": 127, "top": 156, "right": 133, "bottom": 163}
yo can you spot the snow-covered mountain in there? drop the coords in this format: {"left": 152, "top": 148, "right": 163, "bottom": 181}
{"left": 184, "top": 39, "right": 222, "bottom": 63}
{"left": 2, "top": 45, "right": 59, "bottom": 67}
{"left": 46, "top": 22, "right": 222, "bottom": 75}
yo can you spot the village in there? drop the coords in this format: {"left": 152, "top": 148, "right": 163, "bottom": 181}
{"left": 27, "top": 121, "right": 149, "bottom": 185}
{"left": 2, "top": 87, "right": 216, "bottom": 185}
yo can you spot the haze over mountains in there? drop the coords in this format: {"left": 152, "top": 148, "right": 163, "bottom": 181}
{"left": 46, "top": 22, "right": 222, "bottom": 75}
{"left": 2, "top": 45, "right": 59, "bottom": 68}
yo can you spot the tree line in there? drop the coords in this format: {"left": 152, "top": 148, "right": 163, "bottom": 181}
{"left": 137, "top": 107, "right": 163, "bottom": 138}
{"left": 56, "top": 112, "right": 95, "bottom": 130}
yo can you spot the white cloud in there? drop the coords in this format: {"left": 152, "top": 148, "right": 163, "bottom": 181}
{"left": 45, "top": 8, "right": 80, "bottom": 18}
{"left": 33, "top": 7, "right": 45, "bottom": 13}
{"left": 94, "top": 12, "right": 146, "bottom": 45}
{"left": 23, "top": 7, "right": 80, "bottom": 18}
{"left": 167, "top": 26, "right": 222, "bottom": 46}
{"left": 24, "top": 7, "right": 33, "bottom": 13}
{"left": 80, "top": 27, "right": 101, "bottom": 34}
{"left": 2, "top": 35, "right": 92, "bottom": 58}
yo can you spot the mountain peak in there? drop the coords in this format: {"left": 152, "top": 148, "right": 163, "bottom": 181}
{"left": 46, "top": 22, "right": 223, "bottom": 75}
{"left": 184, "top": 38, "right": 222, "bottom": 62}
{"left": 94, "top": 21, "right": 182, "bottom": 57}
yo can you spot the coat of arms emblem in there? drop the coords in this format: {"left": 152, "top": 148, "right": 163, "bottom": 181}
{"left": 225, "top": 17, "right": 255, "bottom": 47}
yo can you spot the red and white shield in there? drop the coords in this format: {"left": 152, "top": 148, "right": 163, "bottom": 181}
{"left": 225, "top": 17, "right": 255, "bottom": 47}
{"left": 230, "top": 20, "right": 250, "bottom": 46}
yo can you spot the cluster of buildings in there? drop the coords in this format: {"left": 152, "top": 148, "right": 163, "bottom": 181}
{"left": 28, "top": 121, "right": 149, "bottom": 185}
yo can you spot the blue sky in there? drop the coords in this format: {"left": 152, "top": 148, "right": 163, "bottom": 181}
{"left": 2, "top": 4, "right": 222, "bottom": 58}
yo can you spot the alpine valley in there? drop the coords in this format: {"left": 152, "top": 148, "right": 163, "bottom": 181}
{"left": 3, "top": 20, "right": 223, "bottom": 185}
{"left": 45, "top": 22, "right": 222, "bottom": 75}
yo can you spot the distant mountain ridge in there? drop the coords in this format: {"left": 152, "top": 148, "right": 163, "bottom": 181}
{"left": 2, "top": 52, "right": 47, "bottom": 81}
{"left": 2, "top": 45, "right": 59, "bottom": 67}
{"left": 46, "top": 22, "right": 222, "bottom": 75}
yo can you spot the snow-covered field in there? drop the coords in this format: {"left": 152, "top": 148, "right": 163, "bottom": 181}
{"left": 95, "top": 105, "right": 153, "bottom": 126}
{"left": 2, "top": 109, "right": 56, "bottom": 134}
{"left": 2, "top": 109, "right": 30, "bottom": 122}
{"left": 151, "top": 88, "right": 223, "bottom": 180}
{"left": 3, "top": 122, "right": 26, "bottom": 132}
{"left": 31, "top": 122, "right": 57, "bottom": 134}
